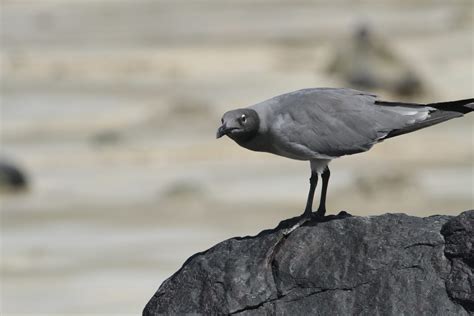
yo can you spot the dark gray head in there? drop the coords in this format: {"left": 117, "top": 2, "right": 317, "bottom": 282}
{"left": 216, "top": 108, "right": 260, "bottom": 143}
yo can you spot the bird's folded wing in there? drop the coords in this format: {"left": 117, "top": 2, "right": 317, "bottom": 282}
{"left": 266, "top": 88, "right": 432, "bottom": 158}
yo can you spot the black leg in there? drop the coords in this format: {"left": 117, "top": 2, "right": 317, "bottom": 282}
{"left": 316, "top": 167, "right": 330, "bottom": 217}
{"left": 283, "top": 170, "right": 319, "bottom": 235}
{"left": 303, "top": 170, "right": 318, "bottom": 217}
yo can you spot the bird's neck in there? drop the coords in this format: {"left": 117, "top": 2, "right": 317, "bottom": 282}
{"left": 234, "top": 133, "right": 270, "bottom": 153}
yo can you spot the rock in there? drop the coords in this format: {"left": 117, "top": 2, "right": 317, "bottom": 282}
{"left": 327, "top": 24, "right": 425, "bottom": 97}
{"left": 144, "top": 211, "right": 473, "bottom": 315}
{"left": 0, "top": 160, "right": 28, "bottom": 192}
{"left": 441, "top": 211, "right": 474, "bottom": 312}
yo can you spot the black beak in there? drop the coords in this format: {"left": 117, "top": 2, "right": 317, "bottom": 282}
{"left": 216, "top": 124, "right": 228, "bottom": 139}
{"left": 216, "top": 123, "right": 238, "bottom": 139}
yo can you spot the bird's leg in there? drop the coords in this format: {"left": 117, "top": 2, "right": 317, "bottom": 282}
{"left": 283, "top": 170, "right": 318, "bottom": 235}
{"left": 315, "top": 167, "right": 330, "bottom": 218}
{"left": 303, "top": 170, "right": 318, "bottom": 217}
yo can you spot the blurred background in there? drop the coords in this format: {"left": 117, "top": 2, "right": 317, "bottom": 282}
{"left": 1, "top": 0, "right": 473, "bottom": 314}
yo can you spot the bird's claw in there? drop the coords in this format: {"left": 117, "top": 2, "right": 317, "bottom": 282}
{"left": 282, "top": 214, "right": 311, "bottom": 235}
{"left": 282, "top": 210, "right": 319, "bottom": 235}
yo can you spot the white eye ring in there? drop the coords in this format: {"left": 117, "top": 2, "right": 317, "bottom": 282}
{"left": 241, "top": 114, "right": 247, "bottom": 123}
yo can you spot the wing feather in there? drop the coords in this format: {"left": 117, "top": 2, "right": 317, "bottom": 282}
{"left": 257, "top": 88, "right": 433, "bottom": 158}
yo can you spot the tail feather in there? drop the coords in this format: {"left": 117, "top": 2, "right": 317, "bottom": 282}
{"left": 383, "top": 111, "right": 462, "bottom": 139}
{"left": 375, "top": 98, "right": 473, "bottom": 140}
{"left": 376, "top": 98, "right": 474, "bottom": 114}
{"left": 427, "top": 98, "right": 474, "bottom": 114}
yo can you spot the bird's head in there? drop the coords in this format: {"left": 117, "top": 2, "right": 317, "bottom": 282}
{"left": 216, "top": 108, "right": 260, "bottom": 142}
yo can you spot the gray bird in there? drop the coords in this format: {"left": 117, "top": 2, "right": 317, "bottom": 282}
{"left": 216, "top": 88, "right": 473, "bottom": 219}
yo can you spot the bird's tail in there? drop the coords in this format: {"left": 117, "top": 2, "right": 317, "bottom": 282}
{"left": 376, "top": 98, "right": 473, "bottom": 139}
{"left": 426, "top": 98, "right": 474, "bottom": 114}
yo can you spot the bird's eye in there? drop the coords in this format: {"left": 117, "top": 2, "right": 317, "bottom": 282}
{"left": 221, "top": 118, "right": 224, "bottom": 124}
{"left": 241, "top": 114, "right": 247, "bottom": 124}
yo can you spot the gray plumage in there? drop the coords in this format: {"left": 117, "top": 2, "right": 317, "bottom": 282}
{"left": 244, "top": 88, "right": 466, "bottom": 159}
{"left": 217, "top": 87, "right": 473, "bottom": 218}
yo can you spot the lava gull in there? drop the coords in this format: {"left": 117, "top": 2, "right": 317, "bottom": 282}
{"left": 217, "top": 88, "right": 473, "bottom": 220}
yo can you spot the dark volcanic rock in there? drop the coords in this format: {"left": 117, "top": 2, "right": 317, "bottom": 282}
{"left": 0, "top": 160, "right": 28, "bottom": 192}
{"left": 441, "top": 211, "right": 474, "bottom": 312}
{"left": 144, "top": 211, "right": 473, "bottom": 315}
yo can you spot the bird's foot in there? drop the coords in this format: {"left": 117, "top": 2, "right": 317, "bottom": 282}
{"left": 312, "top": 209, "right": 352, "bottom": 223}
{"left": 317, "top": 210, "right": 352, "bottom": 222}
{"left": 281, "top": 210, "right": 352, "bottom": 235}
{"left": 282, "top": 210, "right": 312, "bottom": 236}
{"left": 314, "top": 208, "right": 326, "bottom": 220}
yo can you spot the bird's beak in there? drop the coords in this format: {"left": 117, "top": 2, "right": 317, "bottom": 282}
{"left": 216, "top": 123, "right": 228, "bottom": 139}
{"left": 216, "top": 123, "right": 238, "bottom": 139}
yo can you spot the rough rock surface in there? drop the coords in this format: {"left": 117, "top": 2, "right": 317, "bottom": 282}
{"left": 441, "top": 211, "right": 474, "bottom": 312}
{"left": 144, "top": 211, "right": 473, "bottom": 315}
